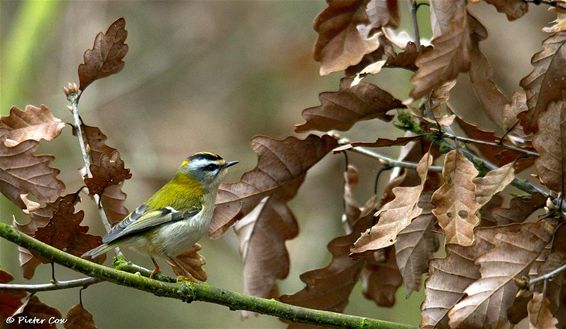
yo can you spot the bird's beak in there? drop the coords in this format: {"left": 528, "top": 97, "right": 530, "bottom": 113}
{"left": 224, "top": 160, "right": 239, "bottom": 169}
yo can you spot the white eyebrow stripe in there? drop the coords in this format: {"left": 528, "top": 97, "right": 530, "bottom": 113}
{"left": 189, "top": 158, "right": 220, "bottom": 169}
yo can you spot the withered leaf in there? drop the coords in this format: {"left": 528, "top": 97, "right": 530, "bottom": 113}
{"left": 474, "top": 162, "right": 515, "bottom": 207}
{"left": 395, "top": 192, "right": 438, "bottom": 295}
{"left": 544, "top": 6, "right": 566, "bottom": 33}
{"left": 432, "top": 150, "right": 480, "bottom": 246}
{"left": 410, "top": 1, "right": 473, "bottom": 99}
{"left": 518, "top": 31, "right": 566, "bottom": 134}
{"left": 15, "top": 194, "right": 104, "bottom": 278}
{"left": 527, "top": 293, "right": 558, "bottom": 329}
{"left": 349, "top": 135, "right": 423, "bottom": 148}
{"left": 295, "top": 78, "right": 401, "bottom": 133}
{"left": 532, "top": 101, "right": 566, "bottom": 193}
{"left": 503, "top": 91, "right": 528, "bottom": 133}
{"left": 313, "top": 0, "right": 380, "bottom": 75}
{"left": 78, "top": 17, "right": 128, "bottom": 91}
{"left": 210, "top": 134, "right": 337, "bottom": 238}
{"left": 366, "top": 0, "right": 399, "bottom": 29}
{"left": 0, "top": 270, "right": 26, "bottom": 321}
{"left": 11, "top": 296, "right": 61, "bottom": 329}
{"left": 448, "top": 222, "right": 554, "bottom": 329}
{"left": 83, "top": 125, "right": 130, "bottom": 224}
{"left": 361, "top": 246, "right": 403, "bottom": 307}
{"left": 469, "top": 35, "right": 509, "bottom": 129}
{"left": 482, "top": 0, "right": 528, "bottom": 21}
{"left": 342, "top": 164, "right": 360, "bottom": 228}
{"left": 421, "top": 226, "right": 511, "bottom": 329}
{"left": 84, "top": 152, "right": 131, "bottom": 196}
{"left": 0, "top": 138, "right": 65, "bottom": 208}
{"left": 234, "top": 197, "right": 297, "bottom": 308}
{"left": 482, "top": 192, "right": 546, "bottom": 225}
{"left": 64, "top": 304, "right": 97, "bottom": 329}
{"left": 166, "top": 243, "right": 207, "bottom": 282}
{"left": 0, "top": 105, "right": 65, "bottom": 147}
{"left": 280, "top": 211, "right": 365, "bottom": 321}
{"left": 351, "top": 152, "right": 432, "bottom": 253}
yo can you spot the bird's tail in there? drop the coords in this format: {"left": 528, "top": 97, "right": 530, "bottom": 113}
{"left": 82, "top": 243, "right": 113, "bottom": 258}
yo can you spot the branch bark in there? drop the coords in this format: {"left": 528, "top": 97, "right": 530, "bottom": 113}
{"left": 0, "top": 222, "right": 416, "bottom": 329}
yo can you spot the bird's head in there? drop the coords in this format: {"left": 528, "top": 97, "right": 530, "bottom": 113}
{"left": 177, "top": 152, "right": 238, "bottom": 189}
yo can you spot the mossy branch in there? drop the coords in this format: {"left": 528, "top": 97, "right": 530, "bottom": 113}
{"left": 0, "top": 222, "right": 415, "bottom": 329}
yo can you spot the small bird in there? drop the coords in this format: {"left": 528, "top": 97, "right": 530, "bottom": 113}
{"left": 82, "top": 152, "right": 238, "bottom": 279}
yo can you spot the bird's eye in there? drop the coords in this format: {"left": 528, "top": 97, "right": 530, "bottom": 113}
{"left": 204, "top": 164, "right": 219, "bottom": 171}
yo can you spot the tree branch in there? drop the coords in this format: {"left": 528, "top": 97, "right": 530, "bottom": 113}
{"left": 0, "top": 277, "right": 100, "bottom": 292}
{"left": 442, "top": 132, "right": 539, "bottom": 158}
{"left": 0, "top": 223, "right": 416, "bottom": 329}
{"left": 528, "top": 263, "right": 566, "bottom": 287}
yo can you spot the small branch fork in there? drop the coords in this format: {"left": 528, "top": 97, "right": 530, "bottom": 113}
{"left": 528, "top": 263, "right": 566, "bottom": 287}
{"left": 0, "top": 277, "right": 100, "bottom": 292}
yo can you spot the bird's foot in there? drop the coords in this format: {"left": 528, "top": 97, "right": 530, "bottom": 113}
{"left": 176, "top": 274, "right": 198, "bottom": 283}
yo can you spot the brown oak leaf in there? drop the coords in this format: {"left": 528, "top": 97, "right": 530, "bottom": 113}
{"left": 64, "top": 304, "right": 97, "bottom": 329}
{"left": 166, "top": 243, "right": 207, "bottom": 282}
{"left": 0, "top": 270, "right": 27, "bottom": 321}
{"left": 361, "top": 246, "right": 403, "bottom": 307}
{"left": 295, "top": 78, "right": 401, "bottom": 133}
{"left": 313, "top": 0, "right": 380, "bottom": 75}
{"left": 474, "top": 162, "right": 515, "bottom": 207}
{"left": 210, "top": 134, "right": 337, "bottom": 238}
{"left": 432, "top": 150, "right": 480, "bottom": 246}
{"left": 10, "top": 296, "right": 61, "bottom": 329}
{"left": 518, "top": 31, "right": 566, "bottom": 134}
{"left": 481, "top": 0, "right": 528, "bottom": 21}
{"left": 0, "top": 105, "right": 65, "bottom": 147}
{"left": 532, "top": 100, "right": 566, "bottom": 193}
{"left": 78, "top": 17, "right": 128, "bottom": 91}
{"left": 528, "top": 293, "right": 558, "bottom": 329}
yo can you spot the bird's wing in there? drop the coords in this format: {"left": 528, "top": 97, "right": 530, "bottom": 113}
{"left": 102, "top": 204, "right": 201, "bottom": 244}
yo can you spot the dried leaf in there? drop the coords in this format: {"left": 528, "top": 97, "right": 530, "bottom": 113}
{"left": 64, "top": 304, "right": 97, "bottom": 329}
{"left": 295, "top": 78, "right": 401, "bottom": 133}
{"left": 0, "top": 119, "right": 65, "bottom": 208}
{"left": 410, "top": 1, "right": 473, "bottom": 99}
{"left": 482, "top": 192, "right": 546, "bottom": 225}
{"left": 503, "top": 91, "right": 528, "bottom": 132}
{"left": 469, "top": 36, "right": 509, "bottom": 129}
{"left": 432, "top": 150, "right": 481, "bottom": 246}
{"left": 78, "top": 17, "right": 128, "bottom": 91}
{"left": 166, "top": 243, "right": 207, "bottom": 282}
{"left": 210, "top": 134, "right": 337, "bottom": 238}
{"left": 0, "top": 270, "right": 26, "bottom": 321}
{"left": 351, "top": 60, "right": 386, "bottom": 86}
{"left": 474, "top": 162, "right": 515, "bottom": 207}
{"left": 421, "top": 226, "right": 511, "bottom": 329}
{"left": 528, "top": 293, "right": 558, "bottom": 329}
{"left": 351, "top": 152, "right": 432, "bottom": 253}
{"left": 394, "top": 192, "right": 438, "bottom": 294}
{"left": 11, "top": 296, "right": 61, "bottom": 329}
{"left": 543, "top": 6, "right": 566, "bottom": 33}
{"left": 234, "top": 197, "right": 298, "bottom": 306}
{"left": 342, "top": 164, "right": 361, "bottom": 228}
{"left": 313, "top": 0, "right": 380, "bottom": 75}
{"left": 366, "top": 0, "right": 399, "bottom": 29}
{"left": 518, "top": 32, "right": 566, "bottom": 134}
{"left": 482, "top": 0, "right": 528, "bottom": 21}
{"left": 0, "top": 105, "right": 65, "bottom": 147}
{"left": 532, "top": 101, "right": 566, "bottom": 193}
{"left": 15, "top": 194, "right": 104, "bottom": 278}
{"left": 349, "top": 135, "right": 423, "bottom": 148}
{"left": 83, "top": 125, "right": 130, "bottom": 224}
{"left": 361, "top": 246, "right": 402, "bottom": 307}
{"left": 280, "top": 214, "right": 364, "bottom": 319}
{"left": 448, "top": 222, "right": 554, "bottom": 329}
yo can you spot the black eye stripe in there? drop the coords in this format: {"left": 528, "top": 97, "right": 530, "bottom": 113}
{"left": 204, "top": 163, "right": 220, "bottom": 171}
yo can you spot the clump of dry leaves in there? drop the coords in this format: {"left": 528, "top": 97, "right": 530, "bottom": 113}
{"left": 1, "top": 1, "right": 565, "bottom": 328}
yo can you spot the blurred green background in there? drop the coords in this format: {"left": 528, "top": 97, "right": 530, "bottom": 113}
{"left": 0, "top": 1, "right": 551, "bottom": 328}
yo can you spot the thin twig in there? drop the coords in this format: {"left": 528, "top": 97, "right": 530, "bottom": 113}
{"left": 67, "top": 90, "right": 123, "bottom": 256}
{"left": 528, "top": 263, "right": 566, "bottom": 287}
{"left": 443, "top": 133, "right": 539, "bottom": 157}
{"left": 337, "top": 137, "right": 443, "bottom": 172}
{"left": 408, "top": 0, "right": 422, "bottom": 51}
{"left": 0, "top": 277, "right": 100, "bottom": 292}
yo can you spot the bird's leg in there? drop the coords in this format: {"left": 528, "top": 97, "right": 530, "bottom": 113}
{"left": 168, "top": 256, "right": 197, "bottom": 283}
{"left": 150, "top": 257, "right": 161, "bottom": 279}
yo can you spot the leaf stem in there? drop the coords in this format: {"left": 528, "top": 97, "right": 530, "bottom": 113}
{"left": 0, "top": 277, "right": 100, "bottom": 292}
{"left": 0, "top": 223, "right": 416, "bottom": 329}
